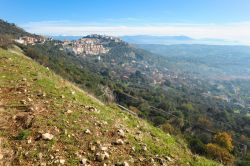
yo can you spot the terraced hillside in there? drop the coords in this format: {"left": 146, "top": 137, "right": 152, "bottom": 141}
{"left": 0, "top": 48, "right": 219, "bottom": 165}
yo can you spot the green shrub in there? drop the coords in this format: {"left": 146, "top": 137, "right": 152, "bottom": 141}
{"left": 15, "top": 130, "right": 30, "bottom": 140}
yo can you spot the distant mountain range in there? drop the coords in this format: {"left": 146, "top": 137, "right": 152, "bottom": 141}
{"left": 122, "top": 35, "right": 193, "bottom": 44}
{"left": 121, "top": 35, "right": 240, "bottom": 45}
{"left": 52, "top": 35, "right": 241, "bottom": 45}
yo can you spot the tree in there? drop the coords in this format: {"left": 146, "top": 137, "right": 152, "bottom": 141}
{"left": 25, "top": 47, "right": 41, "bottom": 59}
{"left": 196, "top": 117, "right": 213, "bottom": 129}
{"left": 158, "top": 100, "right": 175, "bottom": 112}
{"left": 161, "top": 123, "right": 175, "bottom": 134}
{"left": 152, "top": 116, "right": 166, "bottom": 125}
{"left": 213, "top": 132, "right": 234, "bottom": 152}
{"left": 188, "top": 136, "right": 206, "bottom": 155}
{"left": 129, "top": 106, "right": 140, "bottom": 114}
{"left": 206, "top": 143, "right": 235, "bottom": 165}
{"left": 180, "top": 102, "right": 195, "bottom": 112}
{"left": 0, "top": 34, "right": 13, "bottom": 49}
{"left": 169, "top": 117, "right": 184, "bottom": 129}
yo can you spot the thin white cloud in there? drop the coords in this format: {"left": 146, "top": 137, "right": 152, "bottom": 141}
{"left": 21, "top": 21, "right": 250, "bottom": 45}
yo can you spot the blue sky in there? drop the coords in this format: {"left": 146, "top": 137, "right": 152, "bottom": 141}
{"left": 1, "top": 0, "right": 250, "bottom": 43}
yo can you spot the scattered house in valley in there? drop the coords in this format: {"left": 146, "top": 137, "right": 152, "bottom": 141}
{"left": 213, "top": 95, "right": 230, "bottom": 102}
{"left": 122, "top": 75, "right": 129, "bottom": 80}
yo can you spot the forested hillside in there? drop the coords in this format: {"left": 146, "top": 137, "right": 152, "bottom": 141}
{"left": 0, "top": 47, "right": 220, "bottom": 165}
{"left": 17, "top": 39, "right": 250, "bottom": 165}
{"left": 0, "top": 19, "right": 249, "bottom": 165}
{"left": 0, "top": 19, "right": 34, "bottom": 37}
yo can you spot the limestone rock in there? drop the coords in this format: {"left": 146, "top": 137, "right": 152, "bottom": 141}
{"left": 85, "top": 106, "right": 100, "bottom": 113}
{"left": 66, "top": 110, "right": 73, "bottom": 114}
{"left": 42, "top": 133, "right": 54, "bottom": 140}
{"left": 90, "top": 145, "right": 96, "bottom": 151}
{"left": 80, "top": 158, "right": 88, "bottom": 165}
{"left": 117, "top": 129, "right": 125, "bottom": 137}
{"left": 165, "top": 156, "right": 173, "bottom": 162}
{"left": 100, "top": 146, "right": 108, "bottom": 151}
{"left": 59, "top": 159, "right": 65, "bottom": 165}
{"left": 114, "top": 139, "right": 124, "bottom": 145}
{"left": 96, "top": 152, "right": 109, "bottom": 161}
{"left": 84, "top": 129, "right": 91, "bottom": 134}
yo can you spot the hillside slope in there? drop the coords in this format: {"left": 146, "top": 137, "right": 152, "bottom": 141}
{"left": 0, "top": 48, "right": 219, "bottom": 165}
{"left": 0, "top": 19, "right": 33, "bottom": 38}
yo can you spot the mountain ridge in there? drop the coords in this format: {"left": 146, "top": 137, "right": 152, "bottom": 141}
{"left": 121, "top": 35, "right": 240, "bottom": 45}
{"left": 0, "top": 19, "right": 36, "bottom": 38}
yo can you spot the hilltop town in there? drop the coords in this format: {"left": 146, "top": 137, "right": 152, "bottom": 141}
{"left": 14, "top": 34, "right": 121, "bottom": 56}
{"left": 62, "top": 34, "right": 122, "bottom": 56}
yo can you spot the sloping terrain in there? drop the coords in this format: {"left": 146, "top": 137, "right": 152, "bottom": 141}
{"left": 0, "top": 19, "right": 34, "bottom": 37}
{"left": 0, "top": 48, "right": 219, "bottom": 165}
{"left": 20, "top": 37, "right": 250, "bottom": 165}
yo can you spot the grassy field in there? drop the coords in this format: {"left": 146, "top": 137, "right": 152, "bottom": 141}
{"left": 0, "top": 48, "right": 219, "bottom": 165}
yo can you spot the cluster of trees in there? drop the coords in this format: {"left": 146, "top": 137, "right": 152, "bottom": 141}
{"left": 206, "top": 132, "right": 234, "bottom": 165}
{"left": 184, "top": 132, "right": 235, "bottom": 165}
{"left": 0, "top": 19, "right": 34, "bottom": 38}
